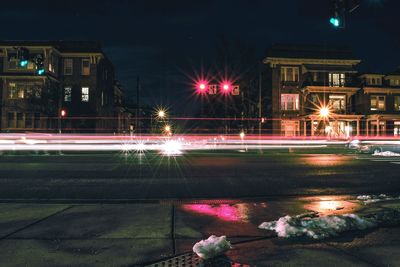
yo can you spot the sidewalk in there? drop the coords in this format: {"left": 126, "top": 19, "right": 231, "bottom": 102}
{"left": 0, "top": 196, "right": 398, "bottom": 266}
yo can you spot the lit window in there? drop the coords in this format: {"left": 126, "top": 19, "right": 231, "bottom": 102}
{"left": 367, "top": 77, "right": 382, "bottom": 86}
{"left": 370, "top": 95, "right": 385, "bottom": 111}
{"left": 49, "top": 54, "right": 58, "bottom": 73}
{"left": 64, "top": 59, "right": 73, "bottom": 75}
{"left": 17, "top": 88, "right": 24, "bottom": 99}
{"left": 81, "top": 87, "right": 89, "bottom": 102}
{"left": 281, "top": 67, "right": 299, "bottom": 82}
{"left": 81, "top": 59, "right": 90, "bottom": 75}
{"left": 391, "top": 79, "right": 400, "bottom": 86}
{"left": 281, "top": 94, "right": 299, "bottom": 111}
{"left": 329, "top": 95, "right": 346, "bottom": 112}
{"left": 329, "top": 73, "right": 345, "bottom": 87}
{"left": 8, "top": 83, "right": 17, "bottom": 99}
{"left": 394, "top": 96, "right": 400, "bottom": 111}
{"left": 64, "top": 87, "right": 72, "bottom": 102}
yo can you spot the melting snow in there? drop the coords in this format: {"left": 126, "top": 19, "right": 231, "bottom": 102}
{"left": 357, "top": 194, "right": 400, "bottom": 204}
{"left": 259, "top": 212, "right": 376, "bottom": 239}
{"left": 373, "top": 151, "right": 400, "bottom": 156}
{"left": 193, "top": 235, "right": 232, "bottom": 259}
{"left": 259, "top": 209, "right": 400, "bottom": 240}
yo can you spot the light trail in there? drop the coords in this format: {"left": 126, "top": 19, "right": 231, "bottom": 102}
{"left": 0, "top": 133, "right": 398, "bottom": 154}
{"left": 0, "top": 133, "right": 348, "bottom": 154}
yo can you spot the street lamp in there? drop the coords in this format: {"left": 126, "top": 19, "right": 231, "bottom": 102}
{"left": 158, "top": 110, "right": 166, "bottom": 119}
{"left": 59, "top": 109, "right": 67, "bottom": 134}
{"left": 319, "top": 107, "right": 330, "bottom": 119}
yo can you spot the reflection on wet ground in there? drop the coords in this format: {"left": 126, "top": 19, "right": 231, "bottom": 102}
{"left": 182, "top": 203, "right": 251, "bottom": 222}
{"left": 180, "top": 195, "right": 362, "bottom": 225}
{"left": 300, "top": 195, "right": 362, "bottom": 216}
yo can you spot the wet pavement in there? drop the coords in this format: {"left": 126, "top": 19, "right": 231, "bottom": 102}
{"left": 0, "top": 195, "right": 398, "bottom": 266}
{"left": 1, "top": 150, "right": 400, "bottom": 200}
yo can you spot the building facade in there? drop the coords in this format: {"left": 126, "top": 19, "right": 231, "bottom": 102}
{"left": 262, "top": 44, "right": 400, "bottom": 137}
{"left": 0, "top": 41, "right": 127, "bottom": 133}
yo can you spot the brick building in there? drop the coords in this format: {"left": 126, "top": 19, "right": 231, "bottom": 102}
{"left": 262, "top": 44, "right": 400, "bottom": 137}
{"left": 0, "top": 41, "right": 128, "bottom": 133}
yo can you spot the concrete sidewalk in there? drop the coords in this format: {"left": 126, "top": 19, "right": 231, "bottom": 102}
{"left": 0, "top": 196, "right": 398, "bottom": 266}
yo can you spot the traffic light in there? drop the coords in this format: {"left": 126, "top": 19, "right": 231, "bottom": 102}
{"left": 35, "top": 54, "right": 45, "bottom": 75}
{"left": 220, "top": 82, "right": 232, "bottom": 94}
{"left": 329, "top": 17, "right": 340, "bottom": 27}
{"left": 329, "top": 0, "right": 360, "bottom": 29}
{"left": 329, "top": 0, "right": 345, "bottom": 29}
{"left": 195, "top": 80, "right": 209, "bottom": 94}
{"left": 17, "top": 47, "right": 29, "bottom": 67}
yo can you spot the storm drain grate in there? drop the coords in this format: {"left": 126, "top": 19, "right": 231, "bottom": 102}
{"left": 144, "top": 253, "right": 251, "bottom": 267}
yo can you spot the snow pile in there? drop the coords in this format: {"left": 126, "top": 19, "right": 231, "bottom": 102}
{"left": 373, "top": 151, "right": 400, "bottom": 157}
{"left": 357, "top": 194, "right": 400, "bottom": 204}
{"left": 192, "top": 235, "right": 232, "bottom": 259}
{"left": 258, "top": 212, "right": 376, "bottom": 239}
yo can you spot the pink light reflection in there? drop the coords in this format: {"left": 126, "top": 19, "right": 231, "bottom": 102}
{"left": 182, "top": 204, "right": 247, "bottom": 222}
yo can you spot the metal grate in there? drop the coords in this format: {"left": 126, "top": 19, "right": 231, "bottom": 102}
{"left": 145, "top": 253, "right": 251, "bottom": 267}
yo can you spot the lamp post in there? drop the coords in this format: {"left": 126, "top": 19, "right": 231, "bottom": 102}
{"left": 59, "top": 109, "right": 66, "bottom": 134}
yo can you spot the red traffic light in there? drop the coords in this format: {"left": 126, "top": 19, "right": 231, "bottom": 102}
{"left": 220, "top": 81, "right": 232, "bottom": 94}
{"left": 196, "top": 80, "right": 209, "bottom": 94}
{"left": 60, "top": 109, "right": 67, "bottom": 117}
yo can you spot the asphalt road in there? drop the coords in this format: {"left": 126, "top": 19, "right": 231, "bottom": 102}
{"left": 0, "top": 147, "right": 399, "bottom": 201}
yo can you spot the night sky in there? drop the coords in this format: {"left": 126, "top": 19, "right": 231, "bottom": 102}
{"left": 1, "top": 0, "right": 399, "bottom": 115}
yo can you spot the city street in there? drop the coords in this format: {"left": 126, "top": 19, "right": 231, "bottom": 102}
{"left": 0, "top": 146, "right": 399, "bottom": 201}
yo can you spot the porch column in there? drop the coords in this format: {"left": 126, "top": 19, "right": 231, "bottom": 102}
{"left": 366, "top": 120, "right": 369, "bottom": 136}
{"left": 303, "top": 120, "right": 307, "bottom": 136}
{"left": 356, "top": 120, "right": 360, "bottom": 136}
{"left": 311, "top": 120, "right": 314, "bottom": 136}
{"left": 376, "top": 119, "right": 380, "bottom": 136}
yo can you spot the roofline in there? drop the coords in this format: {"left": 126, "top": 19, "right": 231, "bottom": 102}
{"left": 264, "top": 57, "right": 361, "bottom": 65}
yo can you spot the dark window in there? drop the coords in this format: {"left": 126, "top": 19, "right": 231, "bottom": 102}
{"left": 16, "top": 113, "right": 24, "bottom": 128}
{"left": 7, "top": 113, "right": 15, "bottom": 128}
{"left": 25, "top": 113, "right": 32, "bottom": 128}
{"left": 64, "top": 59, "right": 73, "bottom": 75}
{"left": 34, "top": 113, "right": 41, "bottom": 129}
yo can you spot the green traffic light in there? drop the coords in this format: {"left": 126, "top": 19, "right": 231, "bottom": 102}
{"left": 19, "top": 60, "right": 28, "bottom": 67}
{"left": 37, "top": 69, "right": 45, "bottom": 75}
{"left": 330, "top": 17, "right": 340, "bottom": 27}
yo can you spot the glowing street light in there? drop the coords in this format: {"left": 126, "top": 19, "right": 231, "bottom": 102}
{"left": 164, "top": 124, "right": 171, "bottom": 133}
{"left": 158, "top": 110, "right": 165, "bottom": 118}
{"left": 319, "top": 107, "right": 330, "bottom": 118}
{"left": 239, "top": 131, "right": 245, "bottom": 139}
{"left": 155, "top": 108, "right": 167, "bottom": 120}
